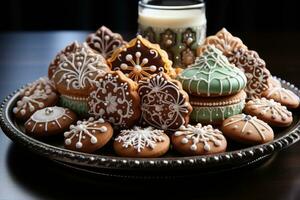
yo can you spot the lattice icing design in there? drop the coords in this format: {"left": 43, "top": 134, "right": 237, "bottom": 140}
{"left": 178, "top": 45, "right": 246, "bottom": 96}
{"left": 139, "top": 73, "right": 191, "bottom": 131}
{"left": 115, "top": 126, "right": 165, "bottom": 152}
{"left": 228, "top": 48, "right": 269, "bottom": 99}
{"left": 86, "top": 26, "right": 126, "bottom": 59}
{"left": 64, "top": 117, "right": 108, "bottom": 149}
{"left": 174, "top": 124, "right": 225, "bottom": 152}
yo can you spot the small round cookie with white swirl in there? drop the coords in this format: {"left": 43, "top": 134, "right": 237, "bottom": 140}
{"left": 172, "top": 124, "right": 227, "bottom": 156}
{"left": 64, "top": 117, "right": 113, "bottom": 153}
{"left": 221, "top": 114, "right": 274, "bottom": 145}
{"left": 25, "top": 106, "right": 77, "bottom": 137}
{"left": 244, "top": 98, "right": 293, "bottom": 127}
{"left": 114, "top": 126, "right": 170, "bottom": 158}
{"left": 13, "top": 77, "right": 58, "bottom": 121}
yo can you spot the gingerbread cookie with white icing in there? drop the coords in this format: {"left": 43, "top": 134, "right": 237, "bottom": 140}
{"left": 64, "top": 117, "right": 113, "bottom": 153}
{"left": 262, "top": 86, "right": 299, "bottom": 109}
{"left": 197, "top": 28, "right": 247, "bottom": 57}
{"left": 88, "top": 71, "right": 141, "bottom": 129}
{"left": 25, "top": 107, "right": 77, "bottom": 137}
{"left": 138, "top": 73, "right": 192, "bottom": 131}
{"left": 228, "top": 48, "right": 270, "bottom": 99}
{"left": 244, "top": 98, "right": 293, "bottom": 127}
{"left": 13, "top": 77, "right": 58, "bottom": 121}
{"left": 114, "top": 126, "right": 170, "bottom": 158}
{"left": 86, "top": 26, "right": 127, "bottom": 59}
{"left": 51, "top": 43, "right": 110, "bottom": 115}
{"left": 172, "top": 124, "right": 227, "bottom": 156}
{"left": 221, "top": 114, "right": 274, "bottom": 145}
{"left": 48, "top": 41, "right": 81, "bottom": 79}
{"left": 107, "top": 35, "right": 175, "bottom": 82}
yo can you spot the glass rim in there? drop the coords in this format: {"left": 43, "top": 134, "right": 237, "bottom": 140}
{"left": 138, "top": 1, "right": 205, "bottom": 10}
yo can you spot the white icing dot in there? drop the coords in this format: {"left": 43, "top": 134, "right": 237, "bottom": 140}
{"left": 125, "top": 54, "right": 133, "bottom": 61}
{"left": 76, "top": 142, "right": 83, "bottom": 149}
{"left": 91, "top": 137, "right": 98, "bottom": 144}
{"left": 120, "top": 63, "right": 128, "bottom": 70}
{"left": 149, "top": 65, "right": 157, "bottom": 72}
{"left": 100, "top": 126, "right": 108, "bottom": 132}
{"left": 98, "top": 118, "right": 105, "bottom": 123}
{"left": 135, "top": 52, "right": 141, "bottom": 58}
{"left": 190, "top": 144, "right": 197, "bottom": 151}
{"left": 181, "top": 138, "right": 188, "bottom": 144}
{"left": 65, "top": 139, "right": 71, "bottom": 145}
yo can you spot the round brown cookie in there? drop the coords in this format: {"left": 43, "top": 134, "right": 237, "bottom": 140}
{"left": 197, "top": 28, "right": 247, "bottom": 57}
{"left": 51, "top": 42, "right": 110, "bottom": 115}
{"left": 244, "top": 98, "right": 292, "bottom": 127}
{"left": 228, "top": 48, "right": 270, "bottom": 99}
{"left": 86, "top": 26, "right": 127, "bottom": 59}
{"left": 107, "top": 35, "right": 175, "bottom": 82}
{"left": 13, "top": 77, "right": 58, "bottom": 121}
{"left": 25, "top": 107, "right": 77, "bottom": 137}
{"left": 114, "top": 126, "right": 170, "bottom": 158}
{"left": 64, "top": 117, "right": 113, "bottom": 153}
{"left": 221, "top": 114, "right": 274, "bottom": 145}
{"left": 262, "top": 86, "right": 299, "bottom": 109}
{"left": 172, "top": 124, "right": 227, "bottom": 156}
{"left": 48, "top": 41, "right": 81, "bottom": 79}
{"left": 88, "top": 71, "right": 141, "bottom": 129}
{"left": 138, "top": 73, "right": 192, "bottom": 131}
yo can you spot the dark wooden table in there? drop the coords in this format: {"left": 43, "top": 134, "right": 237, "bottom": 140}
{"left": 1, "top": 31, "right": 300, "bottom": 200}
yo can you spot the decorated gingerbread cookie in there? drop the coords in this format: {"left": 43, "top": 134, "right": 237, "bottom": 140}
{"left": 48, "top": 41, "right": 81, "bottom": 79}
{"left": 138, "top": 73, "right": 192, "bottom": 131}
{"left": 172, "top": 124, "right": 227, "bottom": 156}
{"left": 13, "top": 77, "right": 58, "bottom": 121}
{"left": 107, "top": 35, "right": 175, "bottom": 82}
{"left": 222, "top": 114, "right": 274, "bottom": 145}
{"left": 244, "top": 98, "right": 293, "bottom": 127}
{"left": 197, "top": 28, "right": 247, "bottom": 57}
{"left": 262, "top": 86, "right": 299, "bottom": 109}
{"left": 86, "top": 26, "right": 127, "bottom": 59}
{"left": 228, "top": 48, "right": 270, "bottom": 99}
{"left": 64, "top": 117, "right": 113, "bottom": 153}
{"left": 177, "top": 45, "right": 247, "bottom": 97}
{"left": 88, "top": 71, "right": 141, "bottom": 129}
{"left": 114, "top": 126, "right": 170, "bottom": 158}
{"left": 51, "top": 43, "right": 110, "bottom": 115}
{"left": 25, "top": 107, "right": 77, "bottom": 137}
{"left": 190, "top": 90, "right": 246, "bottom": 125}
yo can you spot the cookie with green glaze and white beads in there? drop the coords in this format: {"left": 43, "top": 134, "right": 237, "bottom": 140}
{"left": 172, "top": 124, "right": 227, "bottom": 156}
{"left": 244, "top": 98, "right": 293, "bottom": 127}
{"left": 64, "top": 117, "right": 113, "bottom": 153}
{"left": 177, "top": 45, "right": 247, "bottom": 97}
{"left": 13, "top": 77, "right": 58, "bottom": 121}
{"left": 221, "top": 114, "right": 274, "bottom": 145}
{"left": 189, "top": 90, "right": 246, "bottom": 125}
{"left": 51, "top": 42, "right": 110, "bottom": 116}
{"left": 107, "top": 35, "right": 175, "bottom": 82}
{"left": 25, "top": 107, "right": 77, "bottom": 137}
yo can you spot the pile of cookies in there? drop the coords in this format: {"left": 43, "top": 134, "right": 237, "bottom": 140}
{"left": 13, "top": 26, "right": 300, "bottom": 158}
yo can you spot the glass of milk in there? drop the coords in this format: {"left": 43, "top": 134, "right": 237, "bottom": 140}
{"left": 138, "top": 0, "right": 206, "bottom": 68}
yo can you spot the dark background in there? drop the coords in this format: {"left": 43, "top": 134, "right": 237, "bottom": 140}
{"left": 1, "top": 0, "right": 299, "bottom": 35}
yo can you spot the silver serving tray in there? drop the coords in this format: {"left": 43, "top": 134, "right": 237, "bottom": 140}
{"left": 1, "top": 77, "right": 300, "bottom": 179}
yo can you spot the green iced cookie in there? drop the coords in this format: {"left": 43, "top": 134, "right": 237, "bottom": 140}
{"left": 177, "top": 45, "right": 247, "bottom": 97}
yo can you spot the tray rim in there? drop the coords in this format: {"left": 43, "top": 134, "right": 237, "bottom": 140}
{"left": 1, "top": 76, "right": 300, "bottom": 171}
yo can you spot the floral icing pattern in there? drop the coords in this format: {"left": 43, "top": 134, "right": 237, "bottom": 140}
{"left": 138, "top": 73, "right": 192, "bottom": 131}
{"left": 115, "top": 126, "right": 166, "bottom": 152}
{"left": 88, "top": 71, "right": 140, "bottom": 128}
